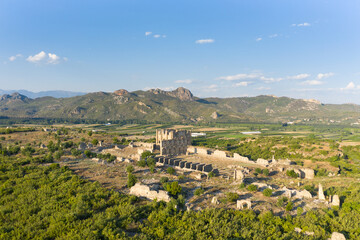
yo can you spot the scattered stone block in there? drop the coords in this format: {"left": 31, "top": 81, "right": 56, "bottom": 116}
{"left": 191, "top": 163, "right": 199, "bottom": 170}
{"left": 302, "top": 168, "right": 315, "bottom": 179}
{"left": 130, "top": 183, "right": 171, "bottom": 202}
{"left": 179, "top": 161, "right": 187, "bottom": 168}
{"left": 203, "top": 164, "right": 213, "bottom": 173}
{"left": 211, "top": 197, "right": 219, "bottom": 205}
{"left": 330, "top": 195, "right": 340, "bottom": 207}
{"left": 318, "top": 183, "right": 325, "bottom": 200}
{"left": 196, "top": 164, "right": 205, "bottom": 171}
{"left": 330, "top": 232, "right": 346, "bottom": 240}
{"left": 234, "top": 169, "right": 244, "bottom": 181}
{"left": 174, "top": 160, "right": 181, "bottom": 167}
{"left": 237, "top": 200, "right": 251, "bottom": 209}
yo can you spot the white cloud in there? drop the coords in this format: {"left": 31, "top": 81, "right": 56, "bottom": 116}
{"left": 292, "top": 22, "right": 311, "bottom": 27}
{"left": 48, "top": 53, "right": 60, "bottom": 64}
{"left": 195, "top": 39, "right": 215, "bottom": 44}
{"left": 269, "top": 34, "right": 278, "bottom": 38}
{"left": 317, "top": 72, "right": 334, "bottom": 79}
{"left": 143, "top": 86, "right": 175, "bottom": 91}
{"left": 235, "top": 81, "right": 251, "bottom": 87}
{"left": 255, "top": 37, "right": 262, "bottom": 42}
{"left": 259, "top": 76, "right": 283, "bottom": 83}
{"left": 145, "top": 31, "right": 152, "bottom": 36}
{"left": 26, "top": 51, "right": 47, "bottom": 63}
{"left": 217, "top": 73, "right": 261, "bottom": 81}
{"left": 287, "top": 73, "right": 310, "bottom": 80}
{"left": 153, "top": 34, "right": 161, "bottom": 38}
{"left": 256, "top": 86, "right": 271, "bottom": 90}
{"left": 175, "top": 79, "right": 193, "bottom": 84}
{"left": 9, "top": 54, "right": 22, "bottom": 62}
{"left": 301, "top": 80, "right": 324, "bottom": 86}
{"left": 341, "top": 82, "right": 360, "bottom": 90}
{"left": 216, "top": 73, "right": 282, "bottom": 83}
{"left": 26, "top": 51, "right": 64, "bottom": 64}
{"left": 162, "top": 35, "right": 166, "bottom": 38}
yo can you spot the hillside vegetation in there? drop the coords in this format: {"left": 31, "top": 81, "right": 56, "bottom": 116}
{"left": 2, "top": 88, "right": 360, "bottom": 124}
{"left": 1, "top": 155, "right": 360, "bottom": 239}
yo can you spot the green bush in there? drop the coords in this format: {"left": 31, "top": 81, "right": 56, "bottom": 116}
{"left": 141, "top": 150, "right": 155, "bottom": 160}
{"left": 91, "top": 139, "right": 99, "bottom": 145}
{"left": 127, "top": 173, "right": 137, "bottom": 188}
{"left": 277, "top": 197, "right": 288, "bottom": 207}
{"left": 147, "top": 157, "right": 156, "bottom": 167}
{"left": 255, "top": 168, "right": 262, "bottom": 174}
{"left": 137, "top": 159, "right": 147, "bottom": 167}
{"left": 297, "top": 207, "right": 303, "bottom": 216}
{"left": 194, "top": 188, "right": 205, "bottom": 196}
{"left": 286, "top": 170, "right": 299, "bottom": 178}
{"left": 167, "top": 167, "right": 176, "bottom": 175}
{"left": 84, "top": 150, "right": 97, "bottom": 158}
{"left": 160, "top": 177, "right": 169, "bottom": 184}
{"left": 164, "top": 181, "right": 182, "bottom": 197}
{"left": 239, "top": 183, "right": 246, "bottom": 189}
{"left": 226, "top": 192, "right": 239, "bottom": 202}
{"left": 126, "top": 165, "right": 134, "bottom": 173}
{"left": 285, "top": 201, "right": 293, "bottom": 211}
{"left": 247, "top": 184, "right": 258, "bottom": 192}
{"left": 263, "top": 188, "right": 273, "bottom": 197}
{"left": 208, "top": 171, "right": 215, "bottom": 178}
{"left": 263, "top": 169, "right": 270, "bottom": 176}
{"left": 71, "top": 148, "right": 81, "bottom": 157}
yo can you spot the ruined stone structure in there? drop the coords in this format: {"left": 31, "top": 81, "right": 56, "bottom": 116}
{"left": 330, "top": 232, "right": 346, "bottom": 240}
{"left": 156, "top": 129, "right": 191, "bottom": 156}
{"left": 318, "top": 183, "right": 325, "bottom": 200}
{"left": 154, "top": 156, "right": 215, "bottom": 174}
{"left": 237, "top": 200, "right": 252, "bottom": 209}
{"left": 234, "top": 169, "right": 244, "bottom": 181}
{"left": 211, "top": 197, "right": 219, "bottom": 205}
{"left": 330, "top": 195, "right": 340, "bottom": 207}
{"left": 130, "top": 183, "right": 171, "bottom": 202}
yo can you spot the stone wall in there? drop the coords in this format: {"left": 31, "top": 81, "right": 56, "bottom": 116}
{"left": 130, "top": 183, "right": 171, "bottom": 202}
{"left": 154, "top": 156, "right": 215, "bottom": 174}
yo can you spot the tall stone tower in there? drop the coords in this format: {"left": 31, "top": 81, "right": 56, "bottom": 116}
{"left": 156, "top": 129, "right": 191, "bottom": 156}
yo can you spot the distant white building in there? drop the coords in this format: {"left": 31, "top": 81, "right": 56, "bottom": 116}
{"left": 191, "top": 132, "right": 206, "bottom": 137}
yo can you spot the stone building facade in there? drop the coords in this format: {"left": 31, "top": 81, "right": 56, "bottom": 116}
{"left": 156, "top": 129, "right": 191, "bottom": 156}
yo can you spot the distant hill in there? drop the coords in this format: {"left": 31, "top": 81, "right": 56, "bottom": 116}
{"left": 1, "top": 87, "right": 360, "bottom": 125}
{"left": 0, "top": 89, "right": 87, "bottom": 99}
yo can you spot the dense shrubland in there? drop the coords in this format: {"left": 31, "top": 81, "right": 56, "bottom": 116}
{"left": 1, "top": 156, "right": 360, "bottom": 239}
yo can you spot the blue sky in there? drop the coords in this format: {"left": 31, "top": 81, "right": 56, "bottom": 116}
{"left": 1, "top": 0, "right": 359, "bottom": 103}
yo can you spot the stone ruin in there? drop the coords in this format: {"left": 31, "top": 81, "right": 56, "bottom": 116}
{"left": 237, "top": 200, "right": 252, "bottom": 209}
{"left": 234, "top": 169, "right": 244, "bottom": 181}
{"left": 318, "top": 183, "right": 326, "bottom": 200}
{"left": 330, "top": 195, "right": 340, "bottom": 207}
{"left": 154, "top": 156, "right": 215, "bottom": 174}
{"left": 330, "top": 232, "right": 346, "bottom": 240}
{"left": 211, "top": 197, "right": 219, "bottom": 205}
{"left": 156, "top": 129, "right": 191, "bottom": 156}
{"left": 129, "top": 183, "right": 171, "bottom": 202}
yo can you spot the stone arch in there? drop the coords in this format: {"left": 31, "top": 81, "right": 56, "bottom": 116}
{"left": 237, "top": 200, "right": 252, "bottom": 209}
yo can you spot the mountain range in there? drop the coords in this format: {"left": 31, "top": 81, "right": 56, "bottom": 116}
{"left": 1, "top": 87, "right": 360, "bottom": 124}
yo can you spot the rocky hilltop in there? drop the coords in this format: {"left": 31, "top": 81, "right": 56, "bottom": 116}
{"left": 147, "top": 87, "right": 194, "bottom": 101}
